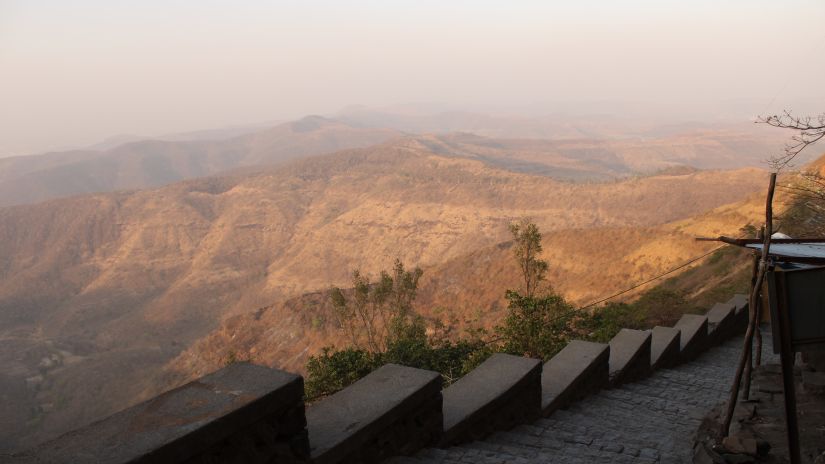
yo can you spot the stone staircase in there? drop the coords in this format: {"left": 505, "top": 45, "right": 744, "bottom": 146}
{"left": 10, "top": 295, "right": 754, "bottom": 464}
{"left": 391, "top": 337, "right": 754, "bottom": 464}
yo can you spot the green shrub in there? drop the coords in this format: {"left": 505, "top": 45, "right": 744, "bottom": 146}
{"left": 577, "top": 302, "right": 642, "bottom": 343}
{"left": 496, "top": 290, "right": 574, "bottom": 360}
{"left": 304, "top": 337, "right": 492, "bottom": 399}
{"left": 304, "top": 347, "right": 379, "bottom": 400}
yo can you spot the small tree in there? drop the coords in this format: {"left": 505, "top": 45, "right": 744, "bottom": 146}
{"left": 329, "top": 259, "right": 423, "bottom": 353}
{"left": 509, "top": 218, "right": 548, "bottom": 297}
{"left": 308, "top": 260, "right": 489, "bottom": 398}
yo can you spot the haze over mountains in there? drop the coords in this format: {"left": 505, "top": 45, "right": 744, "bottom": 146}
{"left": 0, "top": 113, "right": 781, "bottom": 451}
{"left": 0, "top": 110, "right": 788, "bottom": 208}
{"left": 0, "top": 117, "right": 398, "bottom": 207}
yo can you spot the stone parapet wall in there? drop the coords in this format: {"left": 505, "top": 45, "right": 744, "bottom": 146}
{"left": 10, "top": 295, "right": 750, "bottom": 464}
{"left": 11, "top": 363, "right": 308, "bottom": 464}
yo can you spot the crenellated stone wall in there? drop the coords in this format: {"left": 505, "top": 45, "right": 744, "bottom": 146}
{"left": 9, "top": 294, "right": 749, "bottom": 464}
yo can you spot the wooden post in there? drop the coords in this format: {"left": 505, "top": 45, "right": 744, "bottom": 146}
{"left": 754, "top": 229, "right": 764, "bottom": 367}
{"left": 754, "top": 293, "right": 763, "bottom": 367}
{"left": 740, "top": 250, "right": 759, "bottom": 400}
{"left": 722, "top": 173, "right": 776, "bottom": 437}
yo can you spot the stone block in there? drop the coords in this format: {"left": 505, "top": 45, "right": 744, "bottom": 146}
{"left": 651, "top": 326, "right": 681, "bottom": 369}
{"left": 674, "top": 314, "right": 709, "bottom": 362}
{"left": 727, "top": 294, "right": 751, "bottom": 334}
{"left": 541, "top": 340, "right": 609, "bottom": 416}
{"left": 440, "top": 353, "right": 541, "bottom": 446}
{"left": 608, "top": 329, "right": 652, "bottom": 386}
{"left": 707, "top": 302, "right": 736, "bottom": 345}
{"left": 727, "top": 294, "right": 749, "bottom": 315}
{"left": 16, "top": 362, "right": 308, "bottom": 464}
{"left": 307, "top": 363, "right": 442, "bottom": 464}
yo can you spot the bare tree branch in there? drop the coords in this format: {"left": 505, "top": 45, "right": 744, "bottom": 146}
{"left": 758, "top": 110, "right": 825, "bottom": 171}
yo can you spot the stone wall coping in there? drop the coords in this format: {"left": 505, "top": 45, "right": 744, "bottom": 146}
{"left": 608, "top": 328, "right": 652, "bottom": 386}
{"left": 651, "top": 326, "right": 681, "bottom": 369}
{"left": 17, "top": 362, "right": 304, "bottom": 464}
{"left": 441, "top": 353, "right": 541, "bottom": 445}
{"left": 306, "top": 363, "right": 442, "bottom": 464}
{"left": 727, "top": 294, "right": 749, "bottom": 314}
{"left": 707, "top": 303, "right": 735, "bottom": 327}
{"left": 11, "top": 297, "right": 762, "bottom": 464}
{"left": 675, "top": 314, "right": 709, "bottom": 362}
{"left": 541, "top": 340, "right": 609, "bottom": 415}
{"left": 707, "top": 302, "right": 737, "bottom": 346}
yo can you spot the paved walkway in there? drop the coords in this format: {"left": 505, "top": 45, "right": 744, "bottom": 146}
{"left": 390, "top": 335, "right": 776, "bottom": 464}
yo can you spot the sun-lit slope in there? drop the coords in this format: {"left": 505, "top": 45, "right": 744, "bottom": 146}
{"left": 420, "top": 130, "right": 784, "bottom": 176}
{"left": 338, "top": 109, "right": 787, "bottom": 172}
{"left": 0, "top": 138, "right": 770, "bottom": 336}
{"left": 161, "top": 179, "right": 780, "bottom": 392}
{"left": 0, "top": 116, "right": 399, "bottom": 207}
{"left": 157, "top": 155, "right": 776, "bottom": 390}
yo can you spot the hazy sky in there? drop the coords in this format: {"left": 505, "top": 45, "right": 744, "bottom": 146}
{"left": 2, "top": 0, "right": 824, "bottom": 156}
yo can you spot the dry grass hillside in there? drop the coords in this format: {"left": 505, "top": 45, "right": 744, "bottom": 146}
{"left": 162, "top": 181, "right": 786, "bottom": 387}
{"left": 339, "top": 109, "right": 788, "bottom": 171}
{"left": 0, "top": 136, "right": 777, "bottom": 451}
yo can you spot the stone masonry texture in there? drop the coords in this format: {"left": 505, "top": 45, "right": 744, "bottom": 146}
{"left": 387, "top": 336, "right": 773, "bottom": 464}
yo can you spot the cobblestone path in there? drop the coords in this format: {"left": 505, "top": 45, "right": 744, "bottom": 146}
{"left": 390, "top": 334, "right": 777, "bottom": 464}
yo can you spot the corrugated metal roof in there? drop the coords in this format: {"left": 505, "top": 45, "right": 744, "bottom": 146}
{"left": 745, "top": 243, "right": 825, "bottom": 261}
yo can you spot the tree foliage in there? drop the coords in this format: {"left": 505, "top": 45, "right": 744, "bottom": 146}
{"left": 304, "top": 333, "right": 491, "bottom": 399}
{"left": 329, "top": 259, "right": 423, "bottom": 353}
{"left": 509, "top": 218, "right": 549, "bottom": 297}
{"left": 495, "top": 290, "right": 574, "bottom": 360}
{"left": 306, "top": 221, "right": 709, "bottom": 400}
{"left": 306, "top": 259, "right": 492, "bottom": 399}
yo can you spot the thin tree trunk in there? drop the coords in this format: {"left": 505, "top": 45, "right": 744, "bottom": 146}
{"left": 755, "top": 294, "right": 764, "bottom": 367}
{"left": 723, "top": 173, "right": 776, "bottom": 436}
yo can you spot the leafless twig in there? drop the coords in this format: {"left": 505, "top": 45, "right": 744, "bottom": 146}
{"left": 758, "top": 110, "right": 825, "bottom": 171}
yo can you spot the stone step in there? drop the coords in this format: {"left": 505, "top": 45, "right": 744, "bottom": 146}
{"left": 608, "top": 328, "right": 652, "bottom": 386}
{"left": 398, "top": 336, "right": 774, "bottom": 464}
{"left": 306, "top": 363, "right": 442, "bottom": 464}
{"left": 487, "top": 408, "right": 674, "bottom": 462}
{"left": 440, "top": 353, "right": 541, "bottom": 446}
{"left": 14, "top": 362, "right": 308, "bottom": 464}
{"left": 674, "top": 314, "right": 709, "bottom": 362}
{"left": 540, "top": 340, "right": 609, "bottom": 416}
{"left": 651, "top": 326, "right": 681, "bottom": 369}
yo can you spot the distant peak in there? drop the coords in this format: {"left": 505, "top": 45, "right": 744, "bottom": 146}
{"left": 289, "top": 115, "right": 337, "bottom": 133}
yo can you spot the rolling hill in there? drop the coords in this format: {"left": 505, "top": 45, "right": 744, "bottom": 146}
{"left": 0, "top": 116, "right": 399, "bottom": 207}
{"left": 0, "top": 111, "right": 790, "bottom": 208}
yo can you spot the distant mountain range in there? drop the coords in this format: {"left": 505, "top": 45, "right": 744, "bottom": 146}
{"left": 0, "top": 110, "right": 790, "bottom": 208}
{"left": 0, "top": 116, "right": 399, "bottom": 207}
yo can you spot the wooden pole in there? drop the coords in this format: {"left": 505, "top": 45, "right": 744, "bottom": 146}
{"left": 740, "top": 238, "right": 760, "bottom": 400}
{"left": 754, "top": 227, "right": 764, "bottom": 369}
{"left": 722, "top": 173, "right": 776, "bottom": 437}
{"left": 754, "top": 293, "right": 763, "bottom": 367}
